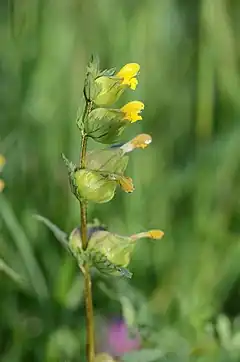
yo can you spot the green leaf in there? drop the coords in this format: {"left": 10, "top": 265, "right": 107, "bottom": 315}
{"left": 46, "top": 327, "right": 80, "bottom": 360}
{"left": 120, "top": 296, "right": 136, "bottom": 328}
{"left": 122, "top": 349, "right": 164, "bottom": 362}
{"left": 0, "top": 194, "right": 48, "bottom": 300}
{"left": 61, "top": 153, "right": 76, "bottom": 174}
{"left": 0, "top": 258, "right": 29, "bottom": 291}
{"left": 34, "top": 214, "right": 69, "bottom": 250}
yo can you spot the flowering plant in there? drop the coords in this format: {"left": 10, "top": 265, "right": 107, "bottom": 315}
{"left": 36, "top": 57, "right": 164, "bottom": 362}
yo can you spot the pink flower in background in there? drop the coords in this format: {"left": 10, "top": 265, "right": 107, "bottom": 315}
{"left": 106, "top": 319, "right": 141, "bottom": 357}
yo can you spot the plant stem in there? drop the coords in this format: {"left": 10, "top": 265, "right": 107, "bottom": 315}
{"left": 82, "top": 264, "right": 95, "bottom": 362}
{"left": 79, "top": 101, "right": 95, "bottom": 362}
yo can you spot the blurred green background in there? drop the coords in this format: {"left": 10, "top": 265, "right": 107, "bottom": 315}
{"left": 1, "top": 0, "right": 240, "bottom": 361}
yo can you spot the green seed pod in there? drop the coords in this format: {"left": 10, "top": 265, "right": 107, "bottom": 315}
{"left": 74, "top": 169, "right": 117, "bottom": 203}
{"left": 88, "top": 230, "right": 135, "bottom": 275}
{"left": 88, "top": 229, "right": 164, "bottom": 277}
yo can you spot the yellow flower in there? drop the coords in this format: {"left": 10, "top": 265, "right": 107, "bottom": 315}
{"left": 0, "top": 179, "right": 5, "bottom": 192}
{"left": 131, "top": 229, "right": 164, "bottom": 241}
{"left": 116, "top": 63, "right": 140, "bottom": 90}
{"left": 0, "top": 154, "right": 6, "bottom": 192}
{"left": 93, "top": 63, "right": 140, "bottom": 106}
{"left": 121, "top": 101, "right": 144, "bottom": 123}
{"left": 0, "top": 154, "right": 6, "bottom": 172}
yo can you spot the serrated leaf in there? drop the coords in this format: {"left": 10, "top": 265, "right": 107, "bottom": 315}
{"left": 122, "top": 349, "right": 164, "bottom": 362}
{"left": 99, "top": 67, "right": 116, "bottom": 77}
{"left": 61, "top": 153, "right": 76, "bottom": 174}
{"left": 34, "top": 214, "right": 69, "bottom": 252}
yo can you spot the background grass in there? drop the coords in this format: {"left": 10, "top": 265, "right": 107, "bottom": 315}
{"left": 1, "top": 0, "right": 240, "bottom": 361}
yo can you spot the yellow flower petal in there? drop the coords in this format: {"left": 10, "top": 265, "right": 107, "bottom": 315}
{"left": 121, "top": 101, "right": 144, "bottom": 123}
{"left": 130, "top": 77, "right": 138, "bottom": 90}
{"left": 131, "top": 134, "right": 152, "bottom": 149}
{"left": 116, "top": 63, "right": 140, "bottom": 89}
{"left": 147, "top": 230, "right": 164, "bottom": 239}
{"left": 0, "top": 154, "right": 6, "bottom": 171}
{"left": 118, "top": 175, "right": 135, "bottom": 193}
{"left": 120, "top": 134, "right": 152, "bottom": 153}
{"left": 0, "top": 179, "right": 5, "bottom": 192}
{"left": 131, "top": 229, "right": 164, "bottom": 241}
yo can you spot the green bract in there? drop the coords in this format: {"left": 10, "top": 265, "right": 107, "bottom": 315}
{"left": 85, "top": 108, "right": 128, "bottom": 144}
{"left": 86, "top": 147, "right": 128, "bottom": 174}
{"left": 94, "top": 76, "right": 124, "bottom": 106}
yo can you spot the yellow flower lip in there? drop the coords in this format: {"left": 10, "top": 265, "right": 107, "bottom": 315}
{"left": 118, "top": 175, "right": 135, "bottom": 193}
{"left": 147, "top": 230, "right": 164, "bottom": 239}
{"left": 130, "top": 229, "right": 164, "bottom": 241}
{"left": 121, "top": 101, "right": 145, "bottom": 123}
{"left": 131, "top": 134, "right": 152, "bottom": 149}
{"left": 116, "top": 63, "right": 140, "bottom": 90}
{"left": 120, "top": 134, "right": 152, "bottom": 154}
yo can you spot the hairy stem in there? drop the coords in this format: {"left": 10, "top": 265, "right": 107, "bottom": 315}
{"left": 79, "top": 100, "right": 95, "bottom": 362}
